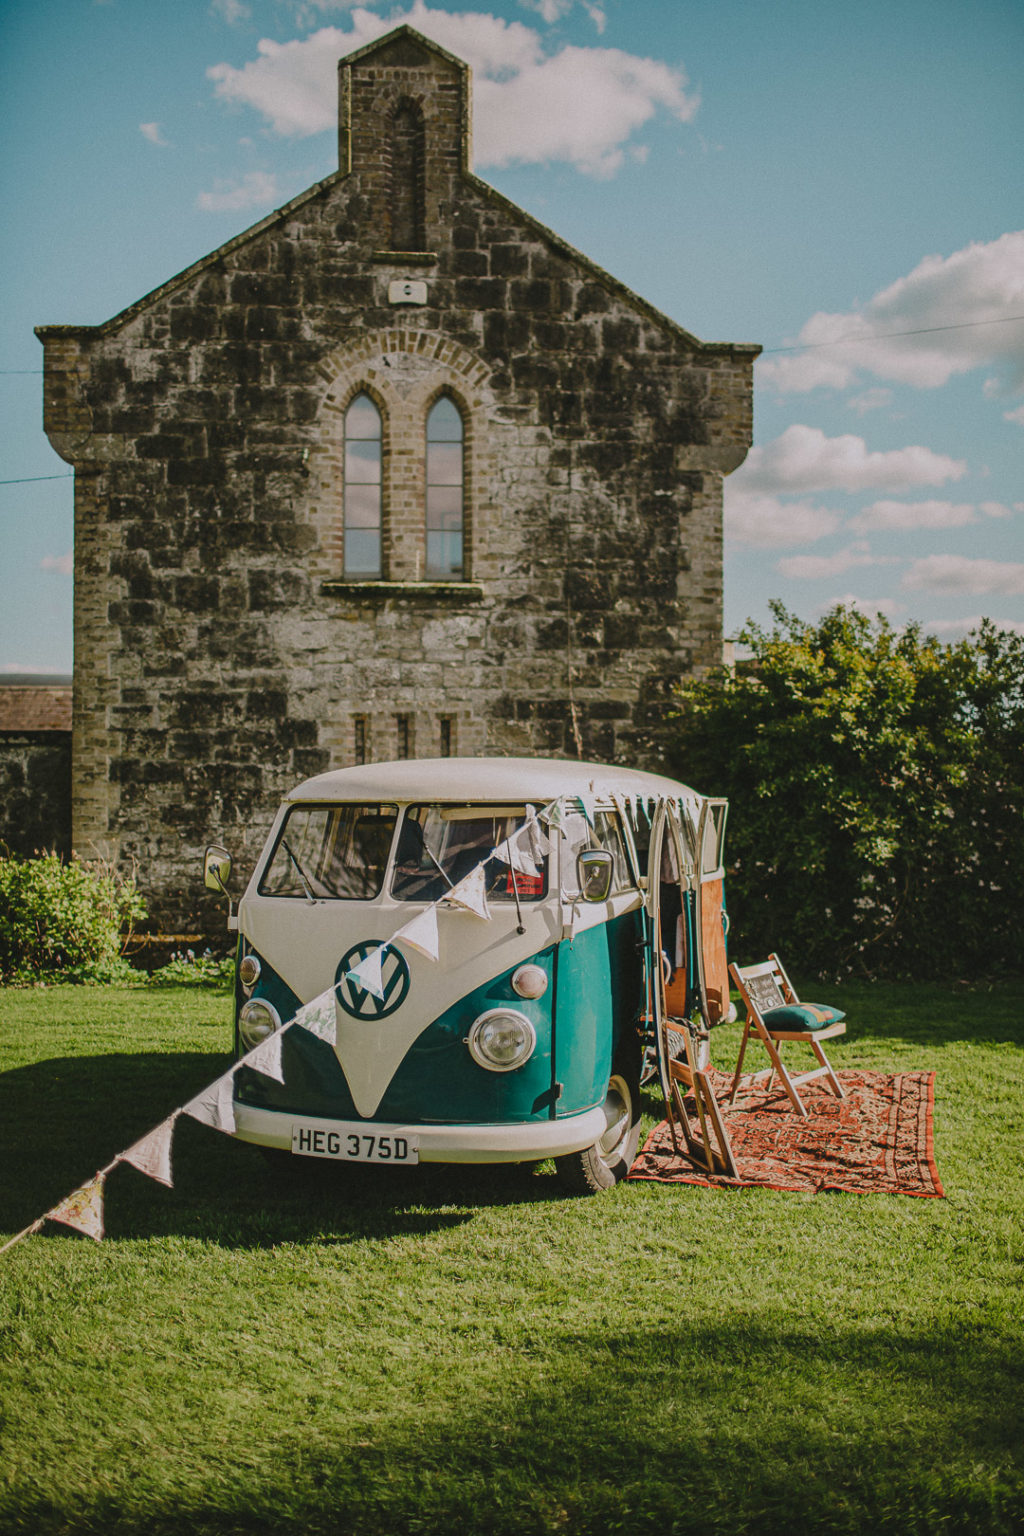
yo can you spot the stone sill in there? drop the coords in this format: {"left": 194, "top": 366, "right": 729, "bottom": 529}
{"left": 321, "top": 581, "right": 484, "bottom": 603}
{"left": 370, "top": 251, "right": 439, "bottom": 266}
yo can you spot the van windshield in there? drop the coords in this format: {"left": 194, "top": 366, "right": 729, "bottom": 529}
{"left": 259, "top": 804, "right": 398, "bottom": 900}
{"left": 391, "top": 805, "right": 549, "bottom": 903}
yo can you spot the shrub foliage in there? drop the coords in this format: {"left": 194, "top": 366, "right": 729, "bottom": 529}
{"left": 0, "top": 852, "right": 148, "bottom": 984}
{"left": 667, "top": 604, "right": 1024, "bottom": 980}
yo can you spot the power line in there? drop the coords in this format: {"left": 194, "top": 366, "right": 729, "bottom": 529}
{"left": 761, "top": 314, "right": 1024, "bottom": 355}
{"left": 0, "top": 474, "right": 73, "bottom": 486}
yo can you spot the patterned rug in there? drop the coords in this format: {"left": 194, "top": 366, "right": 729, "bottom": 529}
{"left": 629, "top": 1068, "right": 944, "bottom": 1197}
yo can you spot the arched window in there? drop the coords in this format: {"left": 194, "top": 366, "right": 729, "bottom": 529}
{"left": 344, "top": 393, "right": 382, "bottom": 578}
{"left": 425, "top": 396, "right": 464, "bottom": 580}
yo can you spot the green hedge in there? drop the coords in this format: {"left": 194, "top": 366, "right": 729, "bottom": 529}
{"left": 667, "top": 604, "right": 1024, "bottom": 981}
{"left": 0, "top": 852, "right": 148, "bottom": 984}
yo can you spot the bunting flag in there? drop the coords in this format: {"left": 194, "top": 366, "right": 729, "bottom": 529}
{"left": 245, "top": 1028, "right": 286, "bottom": 1084}
{"left": 492, "top": 826, "right": 541, "bottom": 878}
{"left": 345, "top": 945, "right": 388, "bottom": 1000}
{"left": 46, "top": 1173, "right": 107, "bottom": 1242}
{"left": 120, "top": 1115, "right": 178, "bottom": 1188}
{"left": 393, "top": 903, "right": 441, "bottom": 962}
{"left": 576, "top": 790, "right": 598, "bottom": 825}
{"left": 638, "top": 797, "right": 652, "bottom": 826}
{"left": 183, "top": 1069, "right": 237, "bottom": 1135}
{"left": 444, "top": 863, "right": 491, "bottom": 920}
{"left": 538, "top": 796, "right": 568, "bottom": 835}
{"left": 293, "top": 990, "right": 338, "bottom": 1045}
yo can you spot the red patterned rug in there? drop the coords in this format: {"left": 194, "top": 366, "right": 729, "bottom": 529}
{"left": 629, "top": 1069, "right": 944, "bottom": 1197}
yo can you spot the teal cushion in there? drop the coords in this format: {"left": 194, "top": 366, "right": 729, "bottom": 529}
{"left": 762, "top": 1002, "right": 845, "bottom": 1032}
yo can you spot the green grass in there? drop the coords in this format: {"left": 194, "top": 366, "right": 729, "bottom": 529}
{"left": 1, "top": 979, "right": 1022, "bottom": 1536}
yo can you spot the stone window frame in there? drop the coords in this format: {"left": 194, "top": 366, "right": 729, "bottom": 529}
{"left": 424, "top": 385, "right": 467, "bottom": 582}
{"left": 308, "top": 330, "right": 497, "bottom": 593}
{"left": 342, "top": 387, "right": 387, "bottom": 580}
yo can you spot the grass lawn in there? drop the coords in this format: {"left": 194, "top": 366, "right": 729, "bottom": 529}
{"left": 1, "top": 978, "right": 1022, "bottom": 1536}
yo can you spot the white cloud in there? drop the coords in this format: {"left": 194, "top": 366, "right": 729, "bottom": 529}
{"left": 731, "top": 424, "right": 967, "bottom": 497}
{"left": 847, "top": 387, "right": 893, "bottom": 416}
{"left": 519, "top": 0, "right": 607, "bottom": 32}
{"left": 760, "top": 230, "right": 1024, "bottom": 396}
{"left": 923, "top": 614, "right": 1024, "bottom": 637}
{"left": 211, "top": 0, "right": 251, "bottom": 22}
{"left": 853, "top": 499, "right": 982, "bottom": 532}
{"left": 903, "top": 555, "right": 1024, "bottom": 597}
{"left": 207, "top": 2, "right": 696, "bottom": 176}
{"left": 724, "top": 489, "right": 842, "bottom": 549}
{"left": 40, "top": 552, "right": 73, "bottom": 576}
{"left": 196, "top": 170, "right": 280, "bottom": 212}
{"left": 776, "top": 541, "right": 890, "bottom": 580}
{"left": 1005, "top": 404, "right": 1024, "bottom": 426}
{"left": 821, "top": 593, "right": 904, "bottom": 620}
{"left": 139, "top": 122, "right": 170, "bottom": 146}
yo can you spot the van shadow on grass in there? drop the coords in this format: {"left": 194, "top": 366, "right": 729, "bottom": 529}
{"left": 4, "top": 1315, "right": 1022, "bottom": 1536}
{"left": 1, "top": 1052, "right": 566, "bottom": 1248}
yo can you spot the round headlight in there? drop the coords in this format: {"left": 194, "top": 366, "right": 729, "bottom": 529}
{"left": 511, "top": 963, "right": 548, "bottom": 1000}
{"left": 239, "top": 954, "right": 262, "bottom": 991}
{"left": 239, "top": 998, "right": 282, "bottom": 1051}
{"left": 466, "top": 1008, "right": 537, "bottom": 1073}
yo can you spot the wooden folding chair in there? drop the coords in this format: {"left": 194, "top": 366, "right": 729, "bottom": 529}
{"left": 728, "top": 954, "right": 846, "bottom": 1118}
{"left": 664, "top": 1015, "right": 738, "bottom": 1178}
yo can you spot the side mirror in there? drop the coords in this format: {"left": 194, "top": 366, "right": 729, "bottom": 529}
{"left": 577, "top": 848, "right": 614, "bottom": 903}
{"left": 204, "top": 845, "right": 233, "bottom": 896}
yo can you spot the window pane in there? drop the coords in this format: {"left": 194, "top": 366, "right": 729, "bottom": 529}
{"left": 426, "top": 531, "right": 462, "bottom": 579}
{"left": 427, "top": 397, "right": 463, "bottom": 441}
{"left": 391, "top": 805, "right": 547, "bottom": 902}
{"left": 346, "top": 394, "right": 381, "bottom": 440}
{"left": 427, "top": 441, "right": 462, "bottom": 486}
{"left": 259, "top": 804, "right": 399, "bottom": 900}
{"left": 345, "top": 482, "right": 381, "bottom": 529}
{"left": 344, "top": 529, "right": 381, "bottom": 576}
{"left": 426, "top": 485, "right": 462, "bottom": 529}
{"left": 346, "top": 441, "right": 381, "bottom": 485}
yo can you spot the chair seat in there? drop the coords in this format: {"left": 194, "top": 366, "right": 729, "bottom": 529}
{"left": 762, "top": 1002, "right": 845, "bottom": 1032}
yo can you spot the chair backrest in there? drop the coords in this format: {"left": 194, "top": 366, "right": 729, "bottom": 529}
{"left": 731, "top": 955, "right": 799, "bottom": 1019}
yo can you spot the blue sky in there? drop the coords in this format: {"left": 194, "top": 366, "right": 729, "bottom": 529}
{"left": 2, "top": 0, "right": 1021, "bottom": 673}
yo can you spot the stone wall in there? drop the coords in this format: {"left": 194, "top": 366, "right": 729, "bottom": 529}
{"left": 37, "top": 26, "right": 758, "bottom": 931}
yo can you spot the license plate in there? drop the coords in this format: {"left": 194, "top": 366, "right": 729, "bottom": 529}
{"left": 290, "top": 1120, "right": 419, "bottom": 1164}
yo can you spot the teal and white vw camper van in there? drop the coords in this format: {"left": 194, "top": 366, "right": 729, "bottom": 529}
{"left": 204, "top": 758, "right": 729, "bottom": 1193}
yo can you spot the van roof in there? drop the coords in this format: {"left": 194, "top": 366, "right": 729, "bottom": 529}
{"left": 287, "top": 756, "right": 706, "bottom": 806}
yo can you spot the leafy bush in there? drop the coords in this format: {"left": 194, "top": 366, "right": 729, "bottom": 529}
{"left": 0, "top": 852, "right": 148, "bottom": 984}
{"left": 147, "top": 949, "right": 235, "bottom": 991}
{"left": 667, "top": 604, "right": 1024, "bottom": 981}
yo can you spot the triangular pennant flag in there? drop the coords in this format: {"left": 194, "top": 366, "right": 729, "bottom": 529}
{"left": 492, "top": 826, "right": 541, "bottom": 878}
{"left": 393, "top": 904, "right": 440, "bottom": 962}
{"left": 444, "top": 863, "right": 491, "bottom": 920}
{"left": 576, "top": 791, "right": 598, "bottom": 825}
{"left": 120, "top": 1114, "right": 179, "bottom": 1188}
{"left": 538, "top": 797, "right": 568, "bottom": 834}
{"left": 524, "top": 814, "right": 550, "bottom": 864}
{"left": 345, "top": 945, "right": 387, "bottom": 1000}
{"left": 293, "top": 989, "right": 337, "bottom": 1045}
{"left": 183, "top": 1068, "right": 237, "bottom": 1134}
{"left": 245, "top": 1028, "right": 285, "bottom": 1083}
{"left": 46, "top": 1173, "right": 106, "bottom": 1242}
{"left": 639, "top": 797, "right": 652, "bottom": 826}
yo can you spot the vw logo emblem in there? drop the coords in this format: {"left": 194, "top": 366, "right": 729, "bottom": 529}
{"left": 334, "top": 941, "right": 411, "bottom": 1020}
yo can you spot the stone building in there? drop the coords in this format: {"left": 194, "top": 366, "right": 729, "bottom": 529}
{"left": 37, "top": 25, "right": 758, "bottom": 931}
{"left": 0, "top": 676, "right": 72, "bottom": 859}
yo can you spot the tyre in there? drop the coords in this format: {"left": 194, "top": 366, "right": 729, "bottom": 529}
{"left": 554, "top": 1051, "right": 641, "bottom": 1194}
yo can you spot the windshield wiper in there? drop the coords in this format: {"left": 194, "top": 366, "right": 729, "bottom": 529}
{"left": 281, "top": 838, "right": 317, "bottom": 904}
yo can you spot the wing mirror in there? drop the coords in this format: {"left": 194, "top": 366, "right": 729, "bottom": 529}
{"left": 577, "top": 848, "right": 614, "bottom": 903}
{"left": 203, "top": 844, "right": 233, "bottom": 896}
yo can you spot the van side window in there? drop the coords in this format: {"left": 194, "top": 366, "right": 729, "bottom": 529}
{"left": 259, "top": 804, "right": 398, "bottom": 900}
{"left": 391, "top": 805, "right": 549, "bottom": 902}
{"left": 560, "top": 810, "right": 634, "bottom": 897}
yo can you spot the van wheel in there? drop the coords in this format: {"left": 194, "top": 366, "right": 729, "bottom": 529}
{"left": 554, "top": 1054, "right": 641, "bottom": 1195}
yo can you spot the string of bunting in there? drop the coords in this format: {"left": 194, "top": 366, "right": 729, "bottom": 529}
{"left": 0, "top": 789, "right": 675, "bottom": 1254}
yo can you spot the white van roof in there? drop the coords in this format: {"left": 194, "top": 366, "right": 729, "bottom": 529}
{"left": 286, "top": 756, "right": 706, "bottom": 806}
